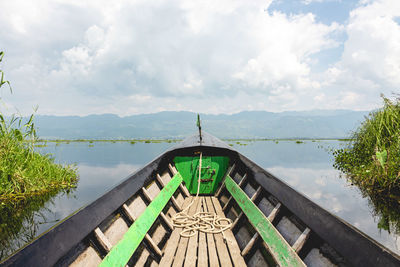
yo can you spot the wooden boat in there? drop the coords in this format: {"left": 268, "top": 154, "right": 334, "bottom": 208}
{"left": 2, "top": 132, "right": 400, "bottom": 267}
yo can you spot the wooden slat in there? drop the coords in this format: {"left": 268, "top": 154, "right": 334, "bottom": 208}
{"left": 251, "top": 186, "right": 262, "bottom": 201}
{"left": 222, "top": 173, "right": 247, "bottom": 211}
{"left": 242, "top": 201, "right": 282, "bottom": 256}
{"left": 179, "top": 184, "right": 190, "bottom": 197}
{"left": 142, "top": 187, "right": 174, "bottom": 230}
{"left": 179, "top": 184, "right": 191, "bottom": 198}
{"left": 103, "top": 217, "right": 129, "bottom": 248}
{"left": 222, "top": 196, "right": 233, "bottom": 211}
{"left": 205, "top": 197, "right": 232, "bottom": 267}
{"left": 169, "top": 163, "right": 177, "bottom": 175}
{"left": 159, "top": 197, "right": 192, "bottom": 266}
{"left": 161, "top": 172, "right": 186, "bottom": 209}
{"left": 94, "top": 228, "right": 112, "bottom": 252}
{"left": 268, "top": 202, "right": 282, "bottom": 222}
{"left": 197, "top": 199, "right": 208, "bottom": 267}
{"left": 232, "top": 186, "right": 262, "bottom": 229}
{"left": 224, "top": 176, "right": 305, "bottom": 267}
{"left": 183, "top": 198, "right": 203, "bottom": 267}
{"left": 99, "top": 173, "right": 183, "bottom": 267}
{"left": 203, "top": 198, "right": 219, "bottom": 267}
{"left": 122, "top": 204, "right": 163, "bottom": 257}
{"left": 127, "top": 195, "right": 147, "bottom": 218}
{"left": 215, "top": 164, "right": 236, "bottom": 197}
{"left": 159, "top": 212, "right": 174, "bottom": 231}
{"left": 241, "top": 232, "right": 258, "bottom": 257}
{"left": 292, "top": 228, "right": 311, "bottom": 253}
{"left": 169, "top": 163, "right": 191, "bottom": 197}
{"left": 232, "top": 212, "right": 243, "bottom": 229}
{"left": 70, "top": 246, "right": 102, "bottom": 267}
{"left": 211, "top": 197, "right": 247, "bottom": 267}
{"left": 258, "top": 202, "right": 283, "bottom": 254}
{"left": 134, "top": 247, "right": 152, "bottom": 267}
{"left": 147, "top": 181, "right": 161, "bottom": 199}
{"left": 157, "top": 174, "right": 182, "bottom": 211}
{"left": 172, "top": 197, "right": 201, "bottom": 267}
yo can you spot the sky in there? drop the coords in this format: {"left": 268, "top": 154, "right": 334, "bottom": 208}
{"left": 0, "top": 0, "right": 400, "bottom": 116}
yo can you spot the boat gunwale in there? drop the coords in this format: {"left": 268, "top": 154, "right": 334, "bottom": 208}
{"left": 236, "top": 152, "right": 400, "bottom": 266}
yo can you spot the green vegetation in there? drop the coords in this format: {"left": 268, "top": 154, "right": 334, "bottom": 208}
{"left": 33, "top": 138, "right": 348, "bottom": 144}
{"left": 40, "top": 138, "right": 181, "bottom": 144}
{"left": 333, "top": 95, "right": 400, "bottom": 196}
{"left": 0, "top": 118, "right": 78, "bottom": 205}
{"left": 0, "top": 52, "right": 78, "bottom": 204}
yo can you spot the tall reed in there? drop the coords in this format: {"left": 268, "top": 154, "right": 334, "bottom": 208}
{"left": 0, "top": 52, "right": 78, "bottom": 204}
{"left": 333, "top": 95, "right": 400, "bottom": 195}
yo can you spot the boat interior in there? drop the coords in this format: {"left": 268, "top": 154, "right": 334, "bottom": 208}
{"left": 63, "top": 156, "right": 344, "bottom": 267}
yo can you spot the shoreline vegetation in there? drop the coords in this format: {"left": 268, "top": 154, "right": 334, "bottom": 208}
{"left": 33, "top": 137, "right": 352, "bottom": 143}
{"left": 0, "top": 52, "right": 78, "bottom": 205}
{"left": 333, "top": 95, "right": 400, "bottom": 200}
{"left": 0, "top": 129, "right": 78, "bottom": 204}
{"left": 31, "top": 138, "right": 352, "bottom": 148}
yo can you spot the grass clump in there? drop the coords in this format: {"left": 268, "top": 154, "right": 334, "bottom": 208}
{"left": 0, "top": 115, "right": 78, "bottom": 204}
{"left": 0, "top": 52, "right": 78, "bottom": 204}
{"left": 333, "top": 95, "right": 400, "bottom": 195}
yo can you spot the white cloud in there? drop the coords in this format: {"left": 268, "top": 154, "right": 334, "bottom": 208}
{"left": 0, "top": 0, "right": 398, "bottom": 115}
{"left": 319, "top": 0, "right": 400, "bottom": 110}
{"left": 0, "top": 0, "right": 340, "bottom": 115}
{"left": 343, "top": 0, "right": 400, "bottom": 85}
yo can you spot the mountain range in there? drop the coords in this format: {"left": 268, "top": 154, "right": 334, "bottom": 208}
{"left": 32, "top": 110, "right": 371, "bottom": 139}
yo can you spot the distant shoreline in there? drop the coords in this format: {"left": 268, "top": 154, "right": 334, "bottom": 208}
{"left": 31, "top": 138, "right": 354, "bottom": 143}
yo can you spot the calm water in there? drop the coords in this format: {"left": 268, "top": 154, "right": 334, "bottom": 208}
{"left": 1, "top": 140, "right": 399, "bottom": 260}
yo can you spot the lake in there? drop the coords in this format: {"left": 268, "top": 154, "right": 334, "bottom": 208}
{"left": 1, "top": 139, "right": 399, "bottom": 260}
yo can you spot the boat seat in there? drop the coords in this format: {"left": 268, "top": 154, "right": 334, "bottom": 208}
{"left": 159, "top": 196, "right": 246, "bottom": 267}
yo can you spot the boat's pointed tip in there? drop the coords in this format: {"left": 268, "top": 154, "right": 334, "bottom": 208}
{"left": 170, "top": 131, "right": 232, "bottom": 151}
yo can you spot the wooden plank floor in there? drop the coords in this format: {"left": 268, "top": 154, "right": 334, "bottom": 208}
{"left": 159, "top": 196, "right": 246, "bottom": 267}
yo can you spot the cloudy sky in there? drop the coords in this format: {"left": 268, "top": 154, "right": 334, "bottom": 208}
{"left": 0, "top": 0, "right": 399, "bottom": 116}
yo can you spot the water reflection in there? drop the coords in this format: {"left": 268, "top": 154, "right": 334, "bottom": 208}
{"left": 363, "top": 187, "right": 400, "bottom": 235}
{"left": 234, "top": 140, "right": 400, "bottom": 254}
{"left": 0, "top": 189, "right": 74, "bottom": 260}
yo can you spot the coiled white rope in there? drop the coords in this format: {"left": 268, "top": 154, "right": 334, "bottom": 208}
{"left": 172, "top": 152, "right": 232, "bottom": 239}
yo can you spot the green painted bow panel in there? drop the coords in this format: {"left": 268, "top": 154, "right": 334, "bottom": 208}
{"left": 174, "top": 156, "right": 229, "bottom": 194}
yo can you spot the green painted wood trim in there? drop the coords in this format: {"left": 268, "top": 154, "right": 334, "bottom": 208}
{"left": 99, "top": 173, "right": 183, "bottom": 267}
{"left": 174, "top": 156, "right": 229, "bottom": 194}
{"left": 224, "top": 175, "right": 305, "bottom": 267}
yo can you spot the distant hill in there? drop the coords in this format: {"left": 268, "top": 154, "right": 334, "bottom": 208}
{"left": 33, "top": 110, "right": 370, "bottom": 139}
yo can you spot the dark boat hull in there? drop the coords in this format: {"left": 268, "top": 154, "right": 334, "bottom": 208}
{"left": 2, "top": 133, "right": 400, "bottom": 266}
